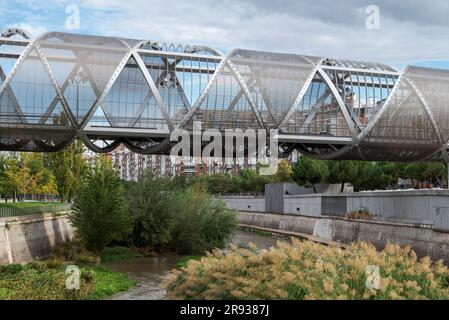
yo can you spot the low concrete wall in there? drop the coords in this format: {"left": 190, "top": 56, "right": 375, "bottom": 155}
{"left": 221, "top": 196, "right": 265, "bottom": 213}
{"left": 238, "top": 211, "right": 449, "bottom": 263}
{"left": 284, "top": 194, "right": 322, "bottom": 216}
{"left": 346, "top": 190, "right": 449, "bottom": 228}
{"left": 222, "top": 190, "right": 449, "bottom": 231}
{"left": 0, "top": 212, "right": 74, "bottom": 265}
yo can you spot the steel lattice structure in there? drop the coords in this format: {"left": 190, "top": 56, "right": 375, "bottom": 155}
{"left": 1, "top": 28, "right": 449, "bottom": 162}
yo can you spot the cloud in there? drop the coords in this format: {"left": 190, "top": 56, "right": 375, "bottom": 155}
{"left": 2, "top": 0, "right": 449, "bottom": 67}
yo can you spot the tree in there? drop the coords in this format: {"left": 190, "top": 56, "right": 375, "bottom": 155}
{"left": 423, "top": 163, "right": 446, "bottom": 186}
{"left": 71, "top": 157, "right": 131, "bottom": 253}
{"left": 237, "top": 169, "right": 273, "bottom": 194}
{"left": 292, "top": 156, "right": 328, "bottom": 193}
{"left": 352, "top": 162, "right": 375, "bottom": 191}
{"left": 274, "top": 159, "right": 293, "bottom": 182}
{"left": 206, "top": 174, "right": 234, "bottom": 194}
{"left": 45, "top": 139, "right": 87, "bottom": 202}
{"left": 327, "top": 160, "right": 358, "bottom": 192}
{"left": 126, "top": 173, "right": 173, "bottom": 247}
{"left": 404, "top": 162, "right": 426, "bottom": 188}
{"left": 20, "top": 153, "right": 58, "bottom": 199}
{"left": 4, "top": 156, "right": 31, "bottom": 202}
{"left": 0, "top": 154, "right": 14, "bottom": 201}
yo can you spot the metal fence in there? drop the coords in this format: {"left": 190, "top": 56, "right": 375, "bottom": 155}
{"left": 0, "top": 203, "right": 72, "bottom": 218}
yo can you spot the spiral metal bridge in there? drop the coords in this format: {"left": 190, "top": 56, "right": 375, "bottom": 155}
{"left": 1, "top": 28, "right": 449, "bottom": 161}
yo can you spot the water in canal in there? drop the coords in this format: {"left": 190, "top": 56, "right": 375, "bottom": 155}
{"left": 106, "top": 229, "right": 288, "bottom": 300}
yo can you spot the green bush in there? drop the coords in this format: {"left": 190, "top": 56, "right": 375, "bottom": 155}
{"left": 71, "top": 157, "right": 131, "bottom": 253}
{"left": 126, "top": 174, "right": 173, "bottom": 248}
{"left": 168, "top": 188, "right": 237, "bottom": 254}
{"left": 124, "top": 174, "right": 237, "bottom": 254}
{"left": 205, "top": 174, "right": 234, "bottom": 194}
{"left": 0, "top": 264, "right": 135, "bottom": 300}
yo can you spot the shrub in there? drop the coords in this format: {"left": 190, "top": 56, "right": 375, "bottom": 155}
{"left": 346, "top": 210, "right": 372, "bottom": 221}
{"left": 206, "top": 174, "right": 234, "bottom": 194}
{"left": 124, "top": 174, "right": 238, "bottom": 254}
{"left": 168, "top": 188, "right": 237, "bottom": 254}
{"left": 166, "top": 239, "right": 449, "bottom": 300}
{"left": 71, "top": 157, "right": 131, "bottom": 253}
{"left": 126, "top": 173, "right": 173, "bottom": 248}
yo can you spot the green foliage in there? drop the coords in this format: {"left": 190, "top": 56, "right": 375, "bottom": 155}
{"left": 274, "top": 159, "right": 293, "bottom": 183}
{"left": 204, "top": 174, "right": 234, "bottom": 194}
{"left": 71, "top": 157, "right": 131, "bottom": 253}
{"left": 168, "top": 188, "right": 237, "bottom": 254}
{"left": 292, "top": 157, "right": 328, "bottom": 192}
{"left": 123, "top": 174, "right": 238, "bottom": 254}
{"left": 126, "top": 173, "right": 174, "bottom": 248}
{"left": 327, "top": 160, "right": 358, "bottom": 192}
{"left": 100, "top": 246, "right": 143, "bottom": 263}
{"left": 44, "top": 139, "right": 87, "bottom": 202}
{"left": 0, "top": 263, "right": 135, "bottom": 300}
{"left": 0, "top": 153, "right": 57, "bottom": 202}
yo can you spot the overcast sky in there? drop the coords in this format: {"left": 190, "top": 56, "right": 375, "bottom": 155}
{"left": 1, "top": 0, "right": 449, "bottom": 69}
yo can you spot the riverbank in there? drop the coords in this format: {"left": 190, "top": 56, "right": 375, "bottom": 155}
{"left": 0, "top": 261, "right": 136, "bottom": 300}
{"left": 167, "top": 236, "right": 449, "bottom": 300}
{"left": 104, "top": 229, "right": 287, "bottom": 300}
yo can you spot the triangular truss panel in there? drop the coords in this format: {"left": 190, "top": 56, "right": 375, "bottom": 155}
{"left": 228, "top": 50, "right": 318, "bottom": 127}
{"left": 0, "top": 57, "right": 22, "bottom": 124}
{"left": 187, "top": 64, "right": 260, "bottom": 131}
{"left": 364, "top": 76, "right": 440, "bottom": 145}
{"left": 8, "top": 48, "right": 59, "bottom": 125}
{"left": 297, "top": 74, "right": 352, "bottom": 137}
{"left": 44, "top": 33, "right": 130, "bottom": 95}
{"left": 60, "top": 63, "right": 98, "bottom": 125}
{"left": 104, "top": 56, "right": 153, "bottom": 128}
{"left": 321, "top": 68, "right": 398, "bottom": 132}
{"left": 86, "top": 105, "right": 111, "bottom": 127}
{"left": 405, "top": 66, "right": 449, "bottom": 143}
{"left": 149, "top": 55, "right": 192, "bottom": 127}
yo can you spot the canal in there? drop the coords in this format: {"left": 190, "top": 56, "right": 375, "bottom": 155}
{"left": 105, "top": 229, "right": 288, "bottom": 300}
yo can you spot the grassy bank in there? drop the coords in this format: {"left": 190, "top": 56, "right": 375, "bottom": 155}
{"left": 0, "top": 263, "right": 135, "bottom": 300}
{"left": 0, "top": 201, "right": 63, "bottom": 209}
{"left": 166, "top": 239, "right": 449, "bottom": 300}
{"left": 0, "top": 241, "right": 138, "bottom": 300}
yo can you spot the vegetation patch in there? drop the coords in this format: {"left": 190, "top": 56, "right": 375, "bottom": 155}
{"left": 166, "top": 239, "right": 449, "bottom": 300}
{"left": 176, "top": 256, "right": 203, "bottom": 269}
{"left": 346, "top": 210, "right": 372, "bottom": 221}
{"left": 0, "top": 262, "right": 135, "bottom": 300}
{"left": 0, "top": 201, "right": 62, "bottom": 209}
{"left": 100, "top": 246, "right": 144, "bottom": 263}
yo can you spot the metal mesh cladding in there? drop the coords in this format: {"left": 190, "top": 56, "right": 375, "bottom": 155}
{"left": 0, "top": 29, "right": 449, "bottom": 161}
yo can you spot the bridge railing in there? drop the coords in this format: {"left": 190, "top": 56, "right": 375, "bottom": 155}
{"left": 0, "top": 203, "right": 73, "bottom": 218}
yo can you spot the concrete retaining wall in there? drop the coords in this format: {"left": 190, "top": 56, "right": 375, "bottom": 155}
{"left": 238, "top": 211, "right": 449, "bottom": 263}
{"left": 221, "top": 196, "right": 265, "bottom": 213}
{"left": 346, "top": 190, "right": 449, "bottom": 228}
{"left": 222, "top": 190, "right": 449, "bottom": 231}
{"left": 0, "top": 212, "right": 74, "bottom": 265}
{"left": 284, "top": 195, "right": 322, "bottom": 216}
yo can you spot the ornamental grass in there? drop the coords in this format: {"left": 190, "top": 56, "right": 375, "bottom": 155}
{"left": 166, "top": 239, "right": 449, "bottom": 300}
